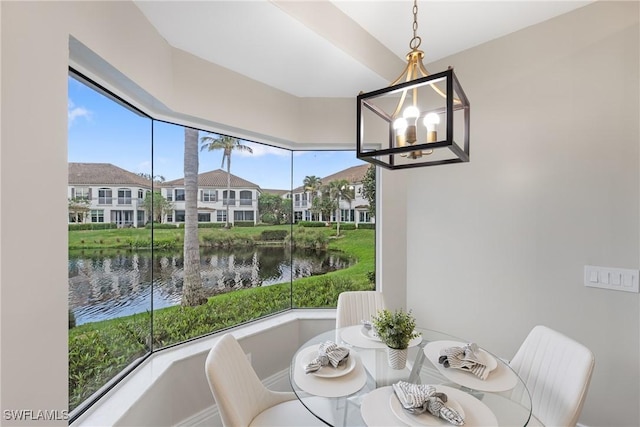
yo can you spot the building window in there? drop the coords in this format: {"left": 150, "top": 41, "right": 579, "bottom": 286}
{"left": 359, "top": 211, "right": 371, "bottom": 223}
{"left": 294, "top": 194, "right": 300, "bottom": 207}
{"left": 118, "top": 188, "right": 132, "bottom": 205}
{"left": 239, "top": 190, "right": 252, "bottom": 206}
{"left": 234, "top": 210, "right": 254, "bottom": 221}
{"left": 217, "top": 210, "right": 227, "bottom": 222}
{"left": 138, "top": 189, "right": 144, "bottom": 200}
{"left": 198, "top": 212, "right": 211, "bottom": 222}
{"left": 166, "top": 189, "right": 173, "bottom": 201}
{"left": 90, "top": 210, "right": 104, "bottom": 223}
{"left": 223, "top": 190, "right": 236, "bottom": 206}
{"left": 98, "top": 188, "right": 112, "bottom": 205}
{"left": 202, "top": 189, "right": 216, "bottom": 202}
{"left": 75, "top": 187, "right": 90, "bottom": 200}
{"left": 174, "top": 210, "right": 185, "bottom": 222}
{"left": 167, "top": 214, "right": 173, "bottom": 223}
{"left": 175, "top": 189, "right": 185, "bottom": 201}
{"left": 340, "top": 209, "right": 355, "bottom": 222}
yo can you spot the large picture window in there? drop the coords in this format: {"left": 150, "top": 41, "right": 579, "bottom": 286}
{"left": 67, "top": 70, "right": 376, "bottom": 419}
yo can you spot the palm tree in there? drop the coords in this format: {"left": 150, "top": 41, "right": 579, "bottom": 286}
{"left": 303, "top": 175, "right": 322, "bottom": 220}
{"left": 182, "top": 127, "right": 206, "bottom": 306}
{"left": 329, "top": 179, "right": 354, "bottom": 236}
{"left": 200, "top": 134, "right": 253, "bottom": 228}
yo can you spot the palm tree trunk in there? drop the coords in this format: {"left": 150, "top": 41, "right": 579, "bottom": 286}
{"left": 226, "top": 153, "right": 231, "bottom": 228}
{"left": 182, "top": 127, "right": 206, "bottom": 306}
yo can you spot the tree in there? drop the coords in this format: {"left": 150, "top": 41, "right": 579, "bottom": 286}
{"left": 181, "top": 127, "right": 206, "bottom": 307}
{"left": 303, "top": 175, "right": 322, "bottom": 220}
{"left": 329, "top": 179, "right": 354, "bottom": 236}
{"left": 200, "top": 134, "right": 253, "bottom": 228}
{"left": 142, "top": 191, "right": 173, "bottom": 223}
{"left": 68, "top": 197, "right": 91, "bottom": 223}
{"left": 137, "top": 172, "right": 166, "bottom": 183}
{"left": 361, "top": 164, "right": 376, "bottom": 217}
{"left": 311, "top": 191, "right": 336, "bottom": 224}
{"left": 258, "top": 193, "right": 291, "bottom": 225}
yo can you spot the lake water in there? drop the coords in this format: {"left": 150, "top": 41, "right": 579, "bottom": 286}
{"left": 68, "top": 246, "right": 353, "bottom": 325}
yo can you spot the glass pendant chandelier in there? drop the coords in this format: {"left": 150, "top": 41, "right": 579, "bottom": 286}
{"left": 356, "top": 0, "right": 470, "bottom": 169}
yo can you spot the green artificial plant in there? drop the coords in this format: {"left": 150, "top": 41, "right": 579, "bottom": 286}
{"left": 371, "top": 308, "right": 420, "bottom": 349}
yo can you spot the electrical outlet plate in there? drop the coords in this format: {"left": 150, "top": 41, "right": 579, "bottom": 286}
{"left": 584, "top": 265, "right": 639, "bottom": 293}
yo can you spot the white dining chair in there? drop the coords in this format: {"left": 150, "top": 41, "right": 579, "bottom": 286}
{"left": 335, "top": 290, "right": 387, "bottom": 329}
{"left": 205, "top": 333, "right": 324, "bottom": 427}
{"left": 509, "top": 325, "right": 595, "bottom": 427}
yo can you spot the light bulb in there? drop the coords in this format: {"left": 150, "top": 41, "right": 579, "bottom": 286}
{"left": 423, "top": 112, "right": 440, "bottom": 147}
{"left": 393, "top": 118, "right": 408, "bottom": 157}
{"left": 402, "top": 106, "right": 420, "bottom": 143}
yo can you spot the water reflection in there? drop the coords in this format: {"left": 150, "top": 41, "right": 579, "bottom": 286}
{"left": 69, "top": 247, "right": 353, "bottom": 325}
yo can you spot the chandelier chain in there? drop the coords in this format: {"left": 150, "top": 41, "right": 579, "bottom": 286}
{"left": 410, "top": 0, "right": 421, "bottom": 50}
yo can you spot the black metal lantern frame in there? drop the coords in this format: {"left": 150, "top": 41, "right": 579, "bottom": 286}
{"left": 357, "top": 68, "right": 470, "bottom": 170}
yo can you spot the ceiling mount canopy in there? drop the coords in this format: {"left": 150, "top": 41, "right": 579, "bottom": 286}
{"left": 356, "top": 0, "right": 470, "bottom": 170}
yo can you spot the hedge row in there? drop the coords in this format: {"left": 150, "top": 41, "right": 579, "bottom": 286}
{"left": 297, "top": 221, "right": 327, "bottom": 228}
{"left": 68, "top": 223, "right": 118, "bottom": 231}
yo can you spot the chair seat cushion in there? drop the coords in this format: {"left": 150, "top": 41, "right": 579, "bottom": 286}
{"left": 250, "top": 399, "right": 325, "bottom": 426}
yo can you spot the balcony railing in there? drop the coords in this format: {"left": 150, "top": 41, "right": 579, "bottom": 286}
{"left": 98, "top": 197, "right": 113, "bottom": 205}
{"left": 222, "top": 198, "right": 236, "bottom": 206}
{"left": 117, "top": 197, "right": 132, "bottom": 205}
{"left": 239, "top": 199, "right": 252, "bottom": 206}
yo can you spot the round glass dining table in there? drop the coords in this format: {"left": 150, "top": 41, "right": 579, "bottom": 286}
{"left": 290, "top": 326, "right": 533, "bottom": 427}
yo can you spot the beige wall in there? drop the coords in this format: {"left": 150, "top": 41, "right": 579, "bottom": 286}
{"left": 1, "top": 1, "right": 638, "bottom": 426}
{"left": 405, "top": 2, "right": 639, "bottom": 426}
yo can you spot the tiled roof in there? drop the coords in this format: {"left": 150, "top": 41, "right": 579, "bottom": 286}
{"left": 163, "top": 169, "right": 260, "bottom": 189}
{"left": 68, "top": 163, "right": 152, "bottom": 187}
{"left": 262, "top": 188, "right": 290, "bottom": 196}
{"left": 293, "top": 163, "right": 370, "bottom": 192}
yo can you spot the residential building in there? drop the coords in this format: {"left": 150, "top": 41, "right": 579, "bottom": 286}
{"left": 68, "top": 163, "right": 151, "bottom": 227}
{"left": 162, "top": 169, "right": 261, "bottom": 225}
{"left": 291, "top": 164, "right": 374, "bottom": 225}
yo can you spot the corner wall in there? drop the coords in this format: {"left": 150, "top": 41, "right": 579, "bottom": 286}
{"left": 405, "top": 2, "right": 639, "bottom": 425}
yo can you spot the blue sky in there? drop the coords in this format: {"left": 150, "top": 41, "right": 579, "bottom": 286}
{"left": 68, "top": 76, "right": 365, "bottom": 190}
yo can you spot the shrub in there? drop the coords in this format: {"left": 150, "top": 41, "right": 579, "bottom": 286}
{"left": 357, "top": 223, "right": 375, "bottom": 230}
{"left": 233, "top": 221, "right": 255, "bottom": 228}
{"left": 145, "top": 222, "right": 177, "bottom": 229}
{"left": 298, "top": 221, "right": 326, "bottom": 228}
{"left": 198, "top": 223, "right": 226, "bottom": 229}
{"left": 260, "top": 230, "right": 288, "bottom": 241}
{"left": 285, "top": 227, "right": 328, "bottom": 249}
{"left": 68, "top": 223, "right": 117, "bottom": 231}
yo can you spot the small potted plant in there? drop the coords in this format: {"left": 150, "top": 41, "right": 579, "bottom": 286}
{"left": 372, "top": 308, "right": 420, "bottom": 369}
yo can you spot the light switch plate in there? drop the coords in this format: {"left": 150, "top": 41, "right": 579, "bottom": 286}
{"left": 584, "top": 265, "right": 639, "bottom": 293}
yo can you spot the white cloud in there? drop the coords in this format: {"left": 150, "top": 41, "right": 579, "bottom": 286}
{"left": 238, "top": 142, "right": 290, "bottom": 157}
{"left": 68, "top": 99, "right": 92, "bottom": 128}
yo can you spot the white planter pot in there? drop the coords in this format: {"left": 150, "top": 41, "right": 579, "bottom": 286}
{"left": 387, "top": 347, "right": 408, "bottom": 369}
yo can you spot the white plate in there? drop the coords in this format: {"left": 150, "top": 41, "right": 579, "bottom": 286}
{"left": 389, "top": 392, "right": 465, "bottom": 426}
{"left": 361, "top": 386, "right": 499, "bottom": 427}
{"left": 300, "top": 346, "right": 356, "bottom": 378}
{"left": 360, "top": 327, "right": 382, "bottom": 341}
{"left": 424, "top": 341, "right": 519, "bottom": 392}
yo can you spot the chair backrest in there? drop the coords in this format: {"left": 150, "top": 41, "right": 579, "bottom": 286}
{"left": 205, "top": 334, "right": 272, "bottom": 427}
{"left": 510, "top": 325, "right": 595, "bottom": 427}
{"left": 336, "top": 291, "right": 386, "bottom": 328}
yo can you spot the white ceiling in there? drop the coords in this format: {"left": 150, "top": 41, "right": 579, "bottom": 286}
{"left": 134, "top": 1, "right": 593, "bottom": 98}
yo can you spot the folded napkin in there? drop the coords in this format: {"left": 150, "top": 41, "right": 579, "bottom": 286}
{"left": 392, "top": 381, "right": 464, "bottom": 426}
{"left": 304, "top": 341, "right": 350, "bottom": 374}
{"left": 438, "top": 342, "right": 489, "bottom": 380}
